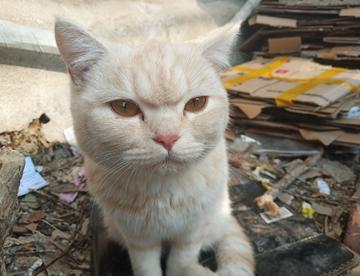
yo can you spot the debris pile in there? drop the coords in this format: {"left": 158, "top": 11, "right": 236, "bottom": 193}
{"left": 0, "top": 116, "right": 91, "bottom": 275}
{"left": 222, "top": 56, "right": 360, "bottom": 147}
{"left": 226, "top": 133, "right": 360, "bottom": 253}
{"left": 242, "top": 0, "right": 360, "bottom": 68}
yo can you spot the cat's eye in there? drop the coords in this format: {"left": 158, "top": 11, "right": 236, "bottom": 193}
{"left": 184, "top": 96, "right": 208, "bottom": 113}
{"left": 110, "top": 100, "right": 141, "bottom": 117}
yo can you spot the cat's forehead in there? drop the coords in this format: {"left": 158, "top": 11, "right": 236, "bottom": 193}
{"left": 132, "top": 43, "right": 194, "bottom": 68}
{"left": 120, "top": 43, "right": 211, "bottom": 105}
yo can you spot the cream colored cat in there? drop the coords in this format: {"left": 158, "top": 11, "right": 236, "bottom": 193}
{"left": 55, "top": 18, "right": 254, "bottom": 276}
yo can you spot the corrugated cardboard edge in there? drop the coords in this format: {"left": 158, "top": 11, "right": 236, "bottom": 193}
{"left": 249, "top": 15, "right": 297, "bottom": 28}
{"left": 232, "top": 103, "right": 264, "bottom": 119}
{"left": 268, "top": 37, "right": 302, "bottom": 54}
{"left": 340, "top": 8, "right": 360, "bottom": 17}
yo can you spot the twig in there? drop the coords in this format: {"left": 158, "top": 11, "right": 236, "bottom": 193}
{"left": 46, "top": 235, "right": 81, "bottom": 265}
{"left": 40, "top": 219, "right": 68, "bottom": 236}
{"left": 39, "top": 257, "right": 49, "bottom": 276}
{"left": 33, "top": 212, "right": 86, "bottom": 276}
{"left": 56, "top": 212, "right": 77, "bottom": 220}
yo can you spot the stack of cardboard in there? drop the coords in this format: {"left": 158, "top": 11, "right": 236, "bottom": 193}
{"left": 241, "top": 0, "right": 360, "bottom": 68}
{"left": 222, "top": 56, "right": 360, "bottom": 147}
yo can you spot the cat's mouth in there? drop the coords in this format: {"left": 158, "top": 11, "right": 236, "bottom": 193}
{"left": 145, "top": 154, "right": 185, "bottom": 170}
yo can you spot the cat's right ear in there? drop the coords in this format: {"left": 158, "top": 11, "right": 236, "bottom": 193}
{"left": 55, "top": 20, "right": 106, "bottom": 85}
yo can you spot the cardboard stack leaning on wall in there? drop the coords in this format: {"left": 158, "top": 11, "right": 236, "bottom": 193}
{"left": 240, "top": 0, "right": 360, "bottom": 68}
{"left": 222, "top": 56, "right": 360, "bottom": 147}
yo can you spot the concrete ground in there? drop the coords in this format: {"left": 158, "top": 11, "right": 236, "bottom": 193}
{"left": 0, "top": 0, "right": 247, "bottom": 141}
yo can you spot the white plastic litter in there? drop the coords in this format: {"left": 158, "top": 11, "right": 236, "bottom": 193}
{"left": 260, "top": 207, "right": 293, "bottom": 224}
{"left": 346, "top": 106, "right": 360, "bottom": 119}
{"left": 18, "top": 156, "right": 48, "bottom": 197}
{"left": 316, "top": 178, "right": 331, "bottom": 195}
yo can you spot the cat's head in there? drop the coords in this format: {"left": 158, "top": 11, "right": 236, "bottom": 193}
{"left": 55, "top": 20, "right": 237, "bottom": 175}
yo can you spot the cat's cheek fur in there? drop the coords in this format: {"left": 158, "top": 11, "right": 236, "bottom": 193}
{"left": 72, "top": 104, "right": 145, "bottom": 166}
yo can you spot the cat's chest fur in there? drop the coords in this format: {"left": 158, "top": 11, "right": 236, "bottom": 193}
{"left": 108, "top": 174, "right": 224, "bottom": 239}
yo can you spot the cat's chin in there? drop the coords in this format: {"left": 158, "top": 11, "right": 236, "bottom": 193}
{"left": 142, "top": 156, "right": 190, "bottom": 175}
{"left": 154, "top": 163, "right": 187, "bottom": 175}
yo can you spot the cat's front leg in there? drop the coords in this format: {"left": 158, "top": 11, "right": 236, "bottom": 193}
{"left": 127, "top": 240, "right": 162, "bottom": 276}
{"left": 215, "top": 216, "right": 254, "bottom": 276}
{"left": 167, "top": 238, "right": 216, "bottom": 276}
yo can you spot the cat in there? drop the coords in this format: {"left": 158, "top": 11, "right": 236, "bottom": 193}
{"left": 55, "top": 12, "right": 255, "bottom": 276}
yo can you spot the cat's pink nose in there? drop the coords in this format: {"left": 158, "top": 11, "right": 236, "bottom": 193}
{"left": 153, "top": 134, "right": 179, "bottom": 151}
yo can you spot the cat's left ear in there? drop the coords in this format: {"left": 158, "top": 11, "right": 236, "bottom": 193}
{"left": 55, "top": 19, "right": 106, "bottom": 85}
{"left": 198, "top": 24, "right": 239, "bottom": 72}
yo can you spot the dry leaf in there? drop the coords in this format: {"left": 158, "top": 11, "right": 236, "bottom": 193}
{"left": 19, "top": 211, "right": 46, "bottom": 224}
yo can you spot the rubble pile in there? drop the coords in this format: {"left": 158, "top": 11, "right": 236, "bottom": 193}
{"left": 0, "top": 117, "right": 91, "bottom": 275}
{"left": 226, "top": 134, "right": 360, "bottom": 250}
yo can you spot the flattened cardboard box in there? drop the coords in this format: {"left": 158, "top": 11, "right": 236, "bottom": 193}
{"left": 222, "top": 56, "right": 360, "bottom": 107}
{"left": 248, "top": 15, "right": 297, "bottom": 28}
{"left": 317, "top": 46, "right": 360, "bottom": 60}
{"left": 268, "top": 37, "right": 301, "bottom": 54}
{"left": 232, "top": 115, "right": 360, "bottom": 146}
{"left": 230, "top": 95, "right": 360, "bottom": 119}
{"left": 240, "top": 1, "right": 360, "bottom": 66}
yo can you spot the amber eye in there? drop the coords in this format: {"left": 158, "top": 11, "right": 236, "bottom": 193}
{"left": 184, "top": 96, "right": 208, "bottom": 113}
{"left": 110, "top": 100, "right": 141, "bottom": 117}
